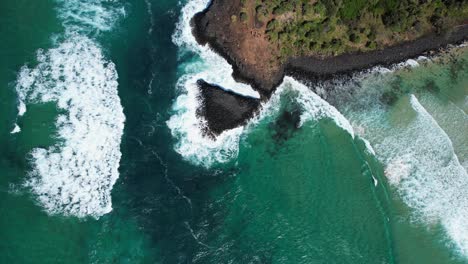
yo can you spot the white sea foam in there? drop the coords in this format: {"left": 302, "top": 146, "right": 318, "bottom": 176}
{"left": 416, "top": 93, "right": 468, "bottom": 170}
{"left": 18, "top": 100, "right": 27, "bottom": 116}
{"left": 321, "top": 54, "right": 468, "bottom": 256}
{"left": 372, "top": 176, "right": 378, "bottom": 187}
{"left": 346, "top": 94, "right": 468, "bottom": 256}
{"left": 384, "top": 155, "right": 412, "bottom": 186}
{"left": 371, "top": 57, "right": 423, "bottom": 75}
{"left": 10, "top": 124, "right": 21, "bottom": 134}
{"left": 400, "top": 59, "right": 419, "bottom": 68}
{"left": 167, "top": 72, "right": 245, "bottom": 167}
{"left": 16, "top": 35, "right": 125, "bottom": 218}
{"left": 361, "top": 138, "right": 376, "bottom": 156}
{"left": 402, "top": 96, "right": 468, "bottom": 256}
{"left": 169, "top": 9, "right": 468, "bottom": 254}
{"left": 12, "top": 0, "right": 126, "bottom": 218}
{"left": 144, "top": 0, "right": 155, "bottom": 35}
{"left": 169, "top": 0, "right": 459, "bottom": 168}
{"left": 56, "top": 0, "right": 126, "bottom": 34}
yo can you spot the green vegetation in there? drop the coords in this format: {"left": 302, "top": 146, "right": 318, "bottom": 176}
{"left": 239, "top": 0, "right": 468, "bottom": 59}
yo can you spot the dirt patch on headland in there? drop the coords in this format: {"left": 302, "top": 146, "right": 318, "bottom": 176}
{"left": 193, "top": 0, "right": 284, "bottom": 98}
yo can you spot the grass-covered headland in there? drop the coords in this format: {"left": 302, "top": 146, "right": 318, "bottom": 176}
{"left": 242, "top": 0, "right": 467, "bottom": 58}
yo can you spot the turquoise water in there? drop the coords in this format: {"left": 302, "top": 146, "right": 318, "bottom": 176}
{"left": 0, "top": 0, "right": 467, "bottom": 263}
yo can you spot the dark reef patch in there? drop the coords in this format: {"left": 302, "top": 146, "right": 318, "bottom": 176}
{"left": 196, "top": 79, "right": 261, "bottom": 136}
{"left": 270, "top": 108, "right": 301, "bottom": 144}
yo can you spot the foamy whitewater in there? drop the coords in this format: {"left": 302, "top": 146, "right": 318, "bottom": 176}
{"left": 417, "top": 93, "right": 468, "bottom": 171}
{"left": 56, "top": 0, "right": 126, "bottom": 34}
{"left": 329, "top": 62, "right": 468, "bottom": 256}
{"left": 361, "top": 95, "right": 468, "bottom": 256}
{"left": 14, "top": 0, "right": 125, "bottom": 218}
{"left": 167, "top": 0, "right": 354, "bottom": 167}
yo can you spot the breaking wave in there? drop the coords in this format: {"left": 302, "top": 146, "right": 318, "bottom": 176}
{"left": 319, "top": 51, "right": 468, "bottom": 256}
{"left": 166, "top": 75, "right": 245, "bottom": 167}
{"left": 379, "top": 95, "right": 467, "bottom": 256}
{"left": 256, "top": 77, "right": 355, "bottom": 139}
{"left": 416, "top": 93, "right": 468, "bottom": 170}
{"left": 14, "top": 0, "right": 126, "bottom": 218}
{"left": 305, "top": 46, "right": 468, "bottom": 256}
{"left": 333, "top": 68, "right": 468, "bottom": 256}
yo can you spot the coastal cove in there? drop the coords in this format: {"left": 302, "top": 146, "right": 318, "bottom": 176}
{"left": 1, "top": 0, "right": 468, "bottom": 263}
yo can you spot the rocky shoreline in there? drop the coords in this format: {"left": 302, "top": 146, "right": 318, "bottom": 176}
{"left": 192, "top": 0, "right": 468, "bottom": 135}
{"left": 193, "top": 0, "right": 468, "bottom": 97}
{"left": 287, "top": 25, "right": 468, "bottom": 82}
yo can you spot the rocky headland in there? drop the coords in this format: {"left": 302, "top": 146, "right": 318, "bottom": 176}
{"left": 193, "top": 0, "right": 468, "bottom": 133}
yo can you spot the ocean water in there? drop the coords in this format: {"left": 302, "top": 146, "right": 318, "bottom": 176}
{"left": 0, "top": 0, "right": 467, "bottom": 263}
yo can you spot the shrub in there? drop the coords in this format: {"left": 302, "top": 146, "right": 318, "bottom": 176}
{"left": 240, "top": 12, "right": 248, "bottom": 22}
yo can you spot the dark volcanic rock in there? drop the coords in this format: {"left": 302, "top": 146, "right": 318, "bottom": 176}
{"left": 270, "top": 108, "right": 301, "bottom": 144}
{"left": 197, "top": 80, "right": 261, "bottom": 136}
{"left": 287, "top": 25, "right": 468, "bottom": 79}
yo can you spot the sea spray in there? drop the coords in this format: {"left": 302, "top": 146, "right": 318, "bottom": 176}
{"left": 16, "top": 35, "right": 125, "bottom": 218}
{"left": 15, "top": 0, "right": 126, "bottom": 218}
